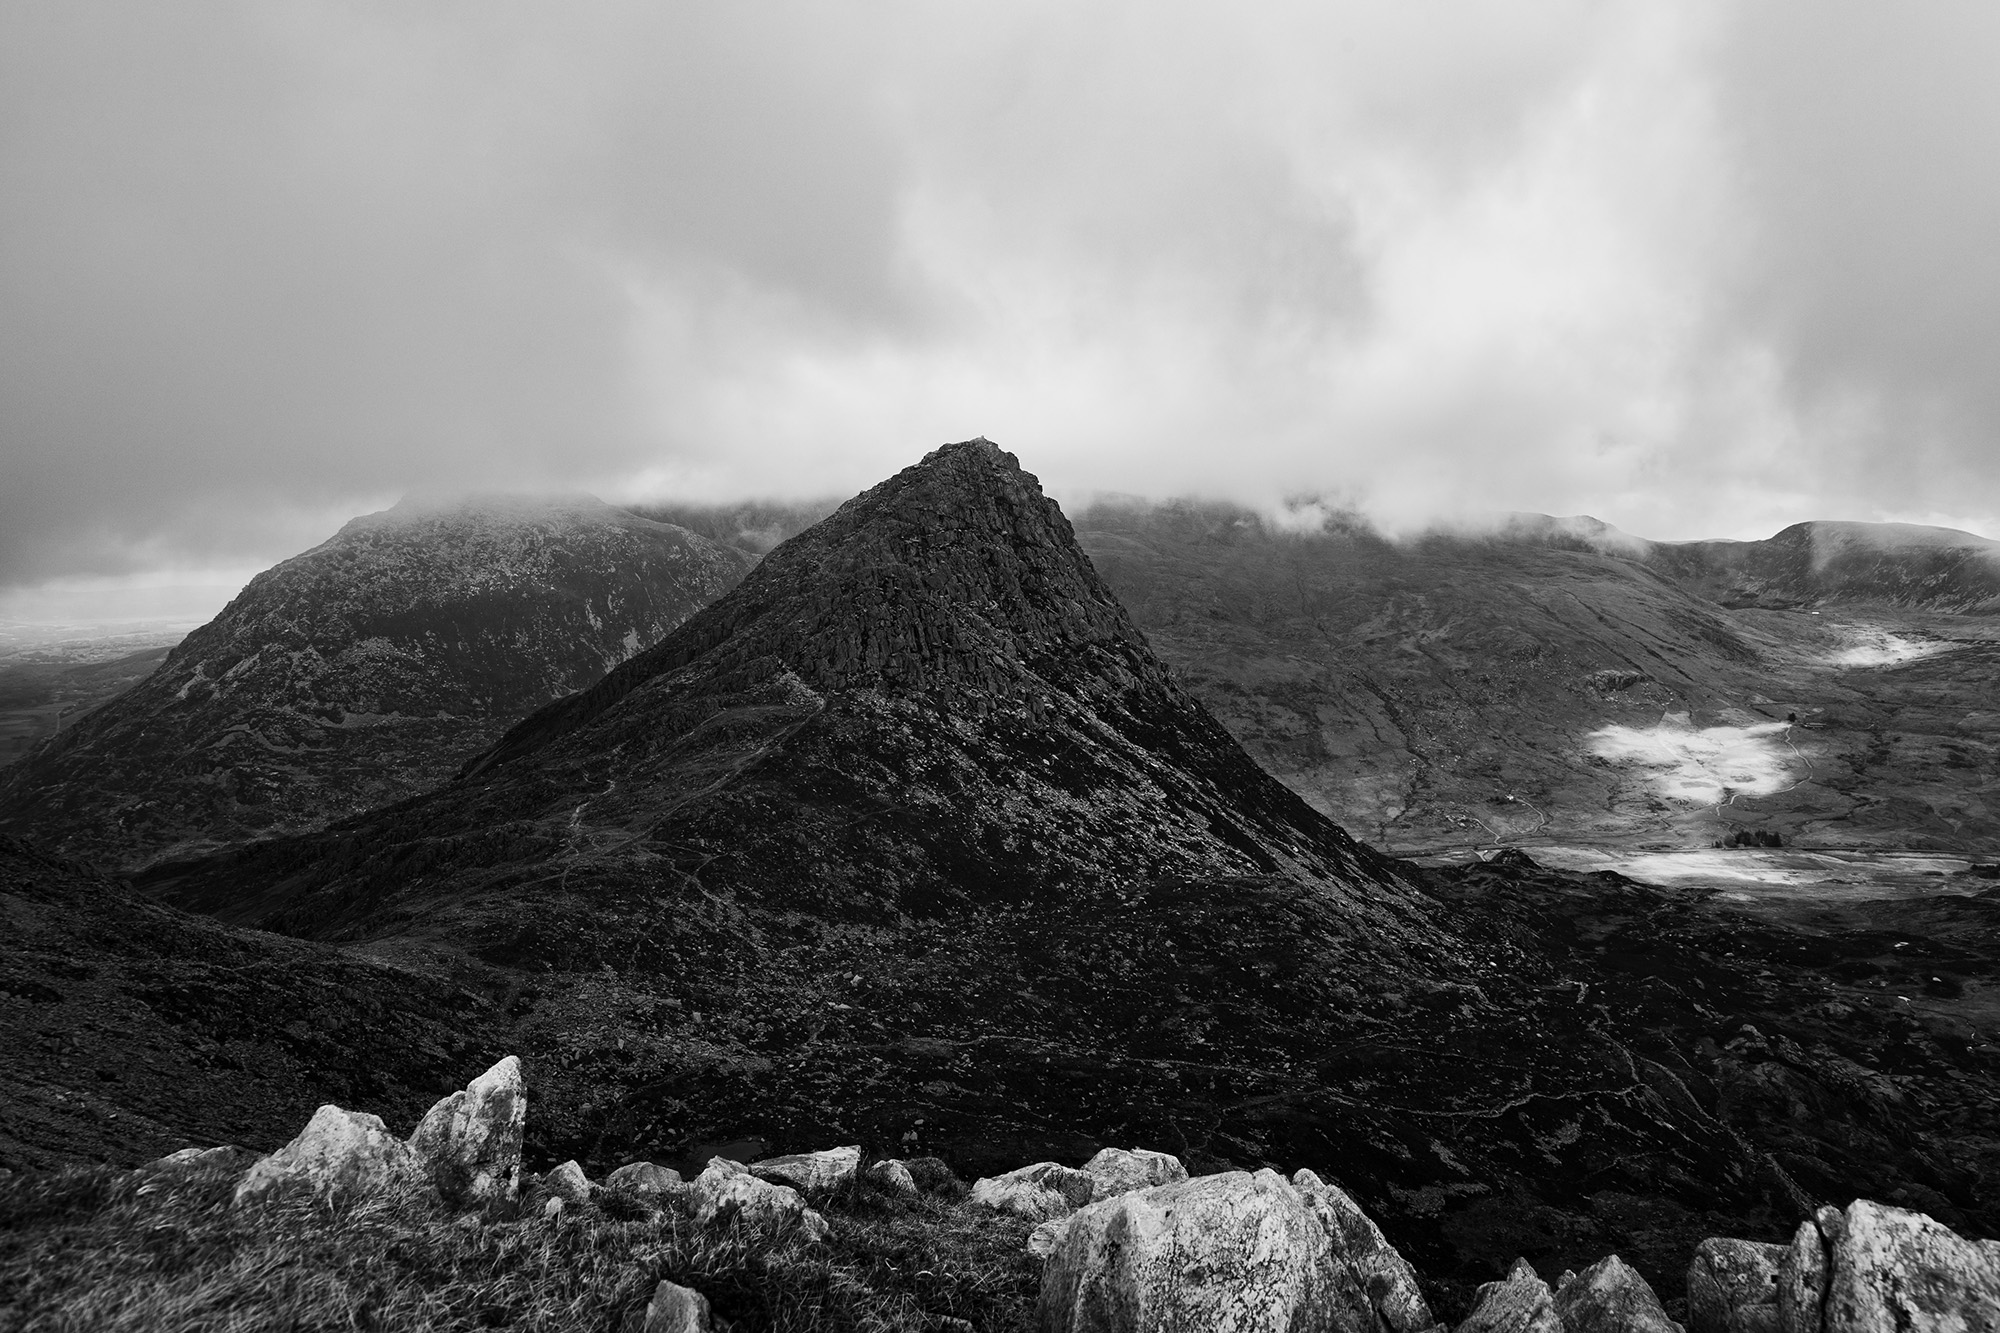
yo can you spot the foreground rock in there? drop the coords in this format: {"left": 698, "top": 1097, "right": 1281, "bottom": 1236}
{"left": 692, "top": 1158, "right": 829, "bottom": 1240}
{"left": 607, "top": 1162, "right": 685, "bottom": 1197}
{"left": 1458, "top": 1259, "right": 1560, "bottom": 1333}
{"left": 1685, "top": 1238, "right": 1782, "bottom": 1333}
{"left": 1551, "top": 1255, "right": 1680, "bottom": 1332}
{"left": 866, "top": 1159, "right": 919, "bottom": 1195}
{"left": 1766, "top": 1200, "right": 2000, "bottom": 1332}
{"left": 973, "top": 1161, "right": 1098, "bottom": 1221}
{"left": 749, "top": 1145, "right": 860, "bottom": 1194}
{"left": 1081, "top": 1147, "right": 1187, "bottom": 1201}
{"left": 644, "top": 1279, "right": 713, "bottom": 1332}
{"left": 1292, "top": 1168, "right": 1433, "bottom": 1333}
{"left": 407, "top": 1055, "right": 525, "bottom": 1207}
{"left": 531, "top": 1160, "right": 595, "bottom": 1217}
{"left": 1039, "top": 1168, "right": 1436, "bottom": 1333}
{"left": 233, "top": 1105, "right": 423, "bottom": 1205}
{"left": 139, "top": 1145, "right": 256, "bottom": 1176}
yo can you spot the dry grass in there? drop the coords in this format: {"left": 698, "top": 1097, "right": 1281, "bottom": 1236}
{"left": 0, "top": 1162, "right": 1039, "bottom": 1332}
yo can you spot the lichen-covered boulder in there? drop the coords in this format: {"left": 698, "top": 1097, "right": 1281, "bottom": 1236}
{"left": 606, "top": 1161, "right": 684, "bottom": 1196}
{"left": 972, "top": 1161, "right": 1098, "bottom": 1221}
{"left": 407, "top": 1055, "right": 525, "bottom": 1207}
{"left": 1081, "top": 1147, "right": 1187, "bottom": 1200}
{"left": 1292, "top": 1168, "right": 1434, "bottom": 1333}
{"left": 692, "top": 1158, "right": 829, "bottom": 1240}
{"left": 1039, "top": 1168, "right": 1373, "bottom": 1333}
{"left": 1552, "top": 1254, "right": 1681, "bottom": 1332}
{"left": 1686, "top": 1238, "right": 1783, "bottom": 1333}
{"left": 643, "top": 1278, "right": 713, "bottom": 1332}
{"left": 866, "top": 1159, "right": 919, "bottom": 1195}
{"left": 234, "top": 1105, "right": 424, "bottom": 1206}
{"left": 1820, "top": 1199, "right": 2000, "bottom": 1332}
{"left": 1458, "top": 1258, "right": 1561, "bottom": 1333}
{"left": 749, "top": 1145, "right": 860, "bottom": 1193}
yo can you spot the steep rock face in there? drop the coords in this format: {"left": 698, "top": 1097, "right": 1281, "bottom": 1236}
{"left": 0, "top": 495, "right": 751, "bottom": 868}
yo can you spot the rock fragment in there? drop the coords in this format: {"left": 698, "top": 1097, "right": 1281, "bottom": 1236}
{"left": 1080, "top": 1147, "right": 1186, "bottom": 1200}
{"left": 643, "top": 1279, "right": 713, "bottom": 1332}
{"left": 749, "top": 1145, "right": 860, "bottom": 1193}
{"left": 971, "top": 1161, "right": 1097, "bottom": 1221}
{"left": 1686, "top": 1238, "right": 1783, "bottom": 1333}
{"left": 1458, "top": 1258, "right": 1561, "bottom": 1333}
{"left": 606, "top": 1161, "right": 685, "bottom": 1196}
{"left": 1551, "top": 1254, "right": 1681, "bottom": 1332}
{"left": 1777, "top": 1212, "right": 1831, "bottom": 1333}
{"left": 1821, "top": 1198, "right": 2000, "bottom": 1332}
{"left": 533, "top": 1159, "right": 595, "bottom": 1217}
{"left": 407, "top": 1055, "right": 525, "bottom": 1207}
{"left": 865, "top": 1159, "right": 919, "bottom": 1195}
{"left": 234, "top": 1105, "right": 423, "bottom": 1206}
{"left": 140, "top": 1145, "right": 255, "bottom": 1176}
{"left": 692, "top": 1158, "right": 829, "bottom": 1240}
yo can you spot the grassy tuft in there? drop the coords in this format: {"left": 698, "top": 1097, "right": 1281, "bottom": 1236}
{"left": 0, "top": 1160, "right": 1041, "bottom": 1332}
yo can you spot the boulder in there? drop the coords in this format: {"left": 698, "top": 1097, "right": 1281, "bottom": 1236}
{"left": 643, "top": 1279, "right": 713, "bottom": 1332}
{"left": 407, "top": 1055, "right": 526, "bottom": 1207}
{"left": 1029, "top": 1216, "right": 1074, "bottom": 1260}
{"left": 749, "top": 1145, "right": 861, "bottom": 1193}
{"left": 1551, "top": 1254, "right": 1681, "bottom": 1332}
{"left": 532, "top": 1160, "right": 595, "bottom": 1218}
{"left": 1686, "top": 1238, "right": 1783, "bottom": 1333}
{"left": 1776, "top": 1214, "right": 1830, "bottom": 1333}
{"left": 1081, "top": 1147, "right": 1187, "bottom": 1200}
{"left": 972, "top": 1161, "right": 1098, "bottom": 1222}
{"left": 692, "top": 1158, "right": 829, "bottom": 1240}
{"left": 865, "top": 1159, "right": 920, "bottom": 1195}
{"left": 606, "top": 1162, "right": 685, "bottom": 1196}
{"left": 1820, "top": 1198, "right": 2000, "bottom": 1332}
{"left": 1038, "top": 1168, "right": 1377, "bottom": 1333}
{"left": 234, "top": 1105, "right": 424, "bottom": 1206}
{"left": 1458, "top": 1259, "right": 1561, "bottom": 1333}
{"left": 1293, "top": 1168, "right": 1434, "bottom": 1333}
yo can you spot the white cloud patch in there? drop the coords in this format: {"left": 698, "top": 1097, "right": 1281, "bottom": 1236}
{"left": 1586, "top": 715, "right": 1797, "bottom": 805}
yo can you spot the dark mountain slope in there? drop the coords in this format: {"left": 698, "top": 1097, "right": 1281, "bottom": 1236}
{"left": 0, "top": 495, "right": 752, "bottom": 869}
{"left": 1651, "top": 521, "right": 2000, "bottom": 612}
{"left": 0, "top": 834, "right": 510, "bottom": 1173}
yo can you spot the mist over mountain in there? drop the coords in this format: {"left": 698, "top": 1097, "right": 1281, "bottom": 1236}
{"left": 0, "top": 495, "right": 751, "bottom": 868}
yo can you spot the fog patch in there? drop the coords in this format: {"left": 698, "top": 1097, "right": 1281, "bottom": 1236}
{"left": 1586, "top": 714, "right": 1794, "bottom": 805}
{"left": 1827, "top": 628, "right": 1951, "bottom": 668}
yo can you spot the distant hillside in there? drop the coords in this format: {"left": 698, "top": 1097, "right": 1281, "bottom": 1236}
{"left": 1650, "top": 520, "right": 2000, "bottom": 612}
{"left": 1073, "top": 501, "right": 2000, "bottom": 853}
{"left": 0, "top": 496, "right": 752, "bottom": 869}
{"left": 624, "top": 499, "right": 840, "bottom": 557}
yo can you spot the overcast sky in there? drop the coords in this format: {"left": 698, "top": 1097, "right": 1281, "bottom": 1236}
{"left": 5, "top": 1, "right": 1999, "bottom": 616}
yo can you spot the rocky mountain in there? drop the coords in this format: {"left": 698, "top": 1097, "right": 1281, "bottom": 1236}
{"left": 1073, "top": 502, "right": 2000, "bottom": 854}
{"left": 111, "top": 442, "right": 2000, "bottom": 1303}
{"left": 0, "top": 495, "right": 753, "bottom": 869}
{"left": 1651, "top": 520, "right": 2000, "bottom": 612}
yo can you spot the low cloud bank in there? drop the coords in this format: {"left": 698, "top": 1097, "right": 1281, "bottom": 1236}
{"left": 1586, "top": 715, "right": 1796, "bottom": 806}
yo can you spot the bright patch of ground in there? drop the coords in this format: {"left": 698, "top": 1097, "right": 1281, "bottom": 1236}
{"left": 1828, "top": 628, "right": 1952, "bottom": 668}
{"left": 1585, "top": 715, "right": 1796, "bottom": 805}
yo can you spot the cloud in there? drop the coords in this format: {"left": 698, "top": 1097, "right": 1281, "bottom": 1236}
{"left": 4, "top": 1, "right": 1998, "bottom": 599}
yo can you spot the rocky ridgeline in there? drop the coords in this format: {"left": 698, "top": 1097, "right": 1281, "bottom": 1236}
{"left": 144, "top": 1056, "right": 2000, "bottom": 1333}
{"left": 0, "top": 494, "right": 751, "bottom": 869}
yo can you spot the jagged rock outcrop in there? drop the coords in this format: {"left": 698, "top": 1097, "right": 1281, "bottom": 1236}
{"left": 1685, "top": 1238, "right": 1782, "bottom": 1333}
{"left": 1292, "top": 1167, "right": 1434, "bottom": 1333}
{"left": 1550, "top": 1255, "right": 1681, "bottom": 1332}
{"left": 1760, "top": 1200, "right": 2000, "bottom": 1332}
{"left": 1459, "top": 1259, "right": 1561, "bottom": 1333}
{"left": 233, "top": 1104, "right": 423, "bottom": 1205}
{"left": 407, "top": 1054, "right": 525, "bottom": 1207}
{"left": 750, "top": 1144, "right": 860, "bottom": 1193}
{"left": 0, "top": 495, "right": 750, "bottom": 868}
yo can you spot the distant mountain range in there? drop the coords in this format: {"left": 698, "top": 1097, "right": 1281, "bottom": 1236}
{"left": 0, "top": 495, "right": 751, "bottom": 868}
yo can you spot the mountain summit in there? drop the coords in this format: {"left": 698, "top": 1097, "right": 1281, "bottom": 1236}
{"left": 0, "top": 494, "right": 750, "bottom": 868}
